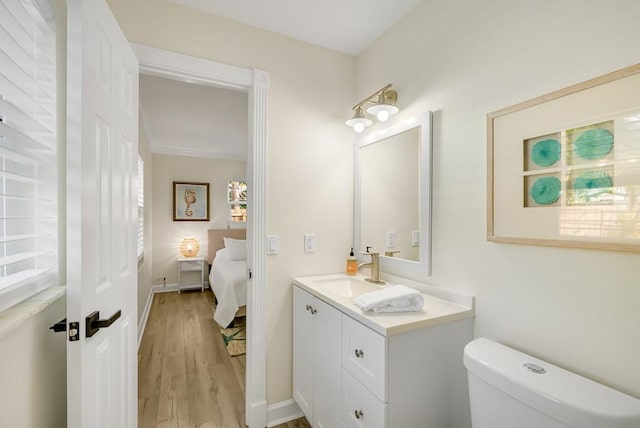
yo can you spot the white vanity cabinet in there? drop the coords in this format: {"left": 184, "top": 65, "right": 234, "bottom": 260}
{"left": 293, "top": 276, "right": 475, "bottom": 428}
{"left": 292, "top": 286, "right": 342, "bottom": 428}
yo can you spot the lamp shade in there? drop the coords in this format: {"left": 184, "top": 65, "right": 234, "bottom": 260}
{"left": 180, "top": 238, "right": 200, "bottom": 257}
{"left": 345, "top": 107, "right": 373, "bottom": 132}
{"left": 366, "top": 89, "right": 399, "bottom": 122}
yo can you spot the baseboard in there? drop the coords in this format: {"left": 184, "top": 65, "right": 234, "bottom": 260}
{"left": 266, "top": 399, "right": 303, "bottom": 427}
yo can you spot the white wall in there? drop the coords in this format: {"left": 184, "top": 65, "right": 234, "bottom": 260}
{"left": 107, "top": 0, "right": 356, "bottom": 404}
{"left": 357, "top": 0, "right": 640, "bottom": 397}
{"left": 151, "top": 154, "right": 247, "bottom": 285}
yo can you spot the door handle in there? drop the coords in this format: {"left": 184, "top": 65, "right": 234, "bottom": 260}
{"left": 86, "top": 310, "right": 121, "bottom": 338}
{"left": 50, "top": 318, "right": 67, "bottom": 332}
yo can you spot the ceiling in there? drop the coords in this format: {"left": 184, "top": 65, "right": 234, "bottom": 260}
{"left": 141, "top": 1, "right": 424, "bottom": 159}
{"left": 170, "top": 0, "right": 423, "bottom": 55}
{"left": 139, "top": 74, "right": 248, "bottom": 160}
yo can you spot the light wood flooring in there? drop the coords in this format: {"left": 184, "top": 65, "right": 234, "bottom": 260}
{"left": 138, "top": 290, "right": 310, "bottom": 428}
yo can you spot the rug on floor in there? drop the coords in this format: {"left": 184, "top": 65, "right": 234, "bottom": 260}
{"left": 213, "top": 306, "right": 246, "bottom": 356}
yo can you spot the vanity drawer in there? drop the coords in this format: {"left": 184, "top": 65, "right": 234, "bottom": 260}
{"left": 341, "top": 368, "right": 387, "bottom": 428}
{"left": 342, "top": 314, "right": 387, "bottom": 402}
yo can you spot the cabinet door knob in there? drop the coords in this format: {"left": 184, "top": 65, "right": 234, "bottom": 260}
{"left": 354, "top": 409, "right": 363, "bottom": 419}
{"left": 354, "top": 349, "right": 364, "bottom": 358}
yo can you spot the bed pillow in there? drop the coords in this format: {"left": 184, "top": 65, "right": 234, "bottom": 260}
{"left": 223, "top": 237, "right": 247, "bottom": 261}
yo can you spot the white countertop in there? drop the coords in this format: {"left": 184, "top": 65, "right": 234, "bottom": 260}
{"left": 292, "top": 273, "right": 474, "bottom": 336}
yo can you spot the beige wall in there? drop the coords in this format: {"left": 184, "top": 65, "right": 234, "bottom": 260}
{"left": 151, "top": 154, "right": 248, "bottom": 285}
{"left": 358, "top": 0, "right": 640, "bottom": 397}
{"left": 107, "top": 0, "right": 356, "bottom": 403}
{"left": 137, "top": 127, "right": 154, "bottom": 323}
{"left": 0, "top": 295, "right": 67, "bottom": 427}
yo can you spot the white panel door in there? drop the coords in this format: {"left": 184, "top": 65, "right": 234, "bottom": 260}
{"left": 66, "top": 0, "right": 139, "bottom": 427}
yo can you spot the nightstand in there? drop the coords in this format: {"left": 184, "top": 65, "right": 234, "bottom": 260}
{"left": 177, "top": 256, "right": 205, "bottom": 293}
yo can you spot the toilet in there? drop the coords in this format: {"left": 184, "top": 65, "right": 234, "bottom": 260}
{"left": 463, "top": 337, "right": 640, "bottom": 428}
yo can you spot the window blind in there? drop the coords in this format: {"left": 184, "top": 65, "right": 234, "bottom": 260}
{"left": 0, "top": 0, "right": 58, "bottom": 312}
{"left": 137, "top": 155, "right": 144, "bottom": 260}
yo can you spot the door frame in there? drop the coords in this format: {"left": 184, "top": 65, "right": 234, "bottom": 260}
{"left": 132, "top": 44, "right": 269, "bottom": 427}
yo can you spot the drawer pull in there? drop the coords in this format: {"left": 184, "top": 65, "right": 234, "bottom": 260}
{"left": 354, "top": 409, "right": 364, "bottom": 419}
{"left": 354, "top": 349, "right": 364, "bottom": 358}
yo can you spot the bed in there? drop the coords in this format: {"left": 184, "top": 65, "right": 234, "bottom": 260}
{"left": 208, "top": 229, "right": 247, "bottom": 328}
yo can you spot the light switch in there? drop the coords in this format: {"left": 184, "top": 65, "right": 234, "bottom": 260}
{"left": 304, "top": 233, "right": 316, "bottom": 253}
{"left": 411, "top": 230, "right": 420, "bottom": 247}
{"left": 386, "top": 231, "right": 396, "bottom": 248}
{"left": 267, "top": 235, "right": 279, "bottom": 255}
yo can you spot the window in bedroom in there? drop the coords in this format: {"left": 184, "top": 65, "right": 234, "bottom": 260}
{"left": 0, "top": 0, "right": 58, "bottom": 312}
{"left": 227, "top": 180, "right": 247, "bottom": 225}
{"left": 137, "top": 154, "right": 144, "bottom": 261}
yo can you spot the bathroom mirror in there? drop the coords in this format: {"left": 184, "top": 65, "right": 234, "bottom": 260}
{"left": 355, "top": 111, "right": 432, "bottom": 278}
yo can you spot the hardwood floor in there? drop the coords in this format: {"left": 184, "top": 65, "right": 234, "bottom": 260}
{"left": 138, "top": 290, "right": 310, "bottom": 428}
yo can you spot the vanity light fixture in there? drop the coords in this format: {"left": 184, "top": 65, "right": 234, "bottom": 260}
{"left": 345, "top": 83, "right": 399, "bottom": 132}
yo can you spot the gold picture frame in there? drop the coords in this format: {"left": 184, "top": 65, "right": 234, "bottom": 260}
{"left": 173, "top": 181, "right": 210, "bottom": 221}
{"left": 488, "top": 63, "right": 640, "bottom": 252}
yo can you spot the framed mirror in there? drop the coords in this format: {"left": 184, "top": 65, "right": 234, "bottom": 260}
{"left": 354, "top": 111, "right": 432, "bottom": 279}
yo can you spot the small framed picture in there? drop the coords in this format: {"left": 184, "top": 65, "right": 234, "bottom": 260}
{"left": 173, "top": 181, "right": 210, "bottom": 221}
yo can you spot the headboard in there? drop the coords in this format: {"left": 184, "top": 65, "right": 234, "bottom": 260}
{"left": 207, "top": 228, "right": 246, "bottom": 264}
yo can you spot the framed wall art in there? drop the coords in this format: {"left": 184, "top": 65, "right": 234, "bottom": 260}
{"left": 488, "top": 63, "right": 640, "bottom": 252}
{"left": 173, "top": 181, "right": 210, "bottom": 221}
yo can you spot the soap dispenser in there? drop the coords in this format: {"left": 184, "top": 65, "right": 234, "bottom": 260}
{"left": 346, "top": 248, "right": 357, "bottom": 276}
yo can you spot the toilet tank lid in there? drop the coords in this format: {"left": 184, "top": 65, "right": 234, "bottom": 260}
{"left": 464, "top": 338, "right": 640, "bottom": 428}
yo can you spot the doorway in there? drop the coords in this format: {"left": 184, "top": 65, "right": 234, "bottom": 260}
{"left": 134, "top": 44, "right": 269, "bottom": 427}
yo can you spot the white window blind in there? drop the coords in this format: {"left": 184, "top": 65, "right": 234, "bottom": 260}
{"left": 0, "top": 0, "right": 58, "bottom": 312}
{"left": 137, "top": 155, "right": 144, "bottom": 260}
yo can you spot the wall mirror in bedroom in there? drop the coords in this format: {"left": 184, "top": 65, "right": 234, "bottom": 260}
{"left": 355, "top": 110, "right": 432, "bottom": 279}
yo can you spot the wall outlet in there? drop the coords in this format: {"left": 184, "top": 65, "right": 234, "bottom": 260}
{"left": 304, "top": 233, "right": 316, "bottom": 253}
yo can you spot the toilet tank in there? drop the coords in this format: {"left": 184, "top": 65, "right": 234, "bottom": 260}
{"left": 463, "top": 338, "right": 640, "bottom": 428}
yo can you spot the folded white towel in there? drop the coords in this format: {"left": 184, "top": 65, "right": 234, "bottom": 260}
{"left": 354, "top": 285, "right": 424, "bottom": 313}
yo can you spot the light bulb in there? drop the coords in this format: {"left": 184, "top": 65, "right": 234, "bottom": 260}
{"left": 376, "top": 110, "right": 390, "bottom": 121}
{"left": 354, "top": 122, "right": 365, "bottom": 133}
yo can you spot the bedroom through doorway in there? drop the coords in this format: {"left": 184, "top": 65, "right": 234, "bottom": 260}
{"left": 137, "top": 67, "right": 252, "bottom": 426}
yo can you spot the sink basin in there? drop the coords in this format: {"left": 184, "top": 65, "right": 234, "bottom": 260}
{"left": 312, "top": 277, "right": 384, "bottom": 298}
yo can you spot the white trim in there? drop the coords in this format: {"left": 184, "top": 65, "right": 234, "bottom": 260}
{"left": 266, "top": 399, "right": 304, "bottom": 427}
{"left": 132, "top": 44, "right": 268, "bottom": 428}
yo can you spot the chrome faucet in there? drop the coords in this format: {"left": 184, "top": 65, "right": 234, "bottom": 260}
{"left": 358, "top": 247, "right": 385, "bottom": 285}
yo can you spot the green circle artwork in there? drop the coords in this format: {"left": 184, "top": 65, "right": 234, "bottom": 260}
{"left": 531, "top": 138, "right": 560, "bottom": 167}
{"left": 573, "top": 171, "right": 613, "bottom": 190}
{"left": 530, "top": 176, "right": 561, "bottom": 205}
{"left": 574, "top": 128, "right": 613, "bottom": 160}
